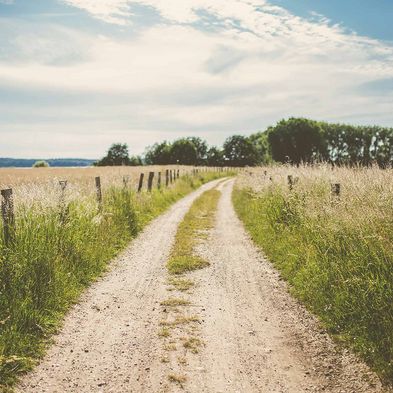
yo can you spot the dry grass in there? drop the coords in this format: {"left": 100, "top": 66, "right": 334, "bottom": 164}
{"left": 159, "top": 315, "right": 199, "bottom": 327}
{"left": 182, "top": 337, "right": 203, "bottom": 354}
{"left": 0, "top": 165, "right": 193, "bottom": 209}
{"left": 234, "top": 164, "right": 393, "bottom": 381}
{"left": 168, "top": 373, "right": 187, "bottom": 386}
{"left": 160, "top": 298, "right": 191, "bottom": 307}
{"left": 167, "top": 278, "right": 194, "bottom": 292}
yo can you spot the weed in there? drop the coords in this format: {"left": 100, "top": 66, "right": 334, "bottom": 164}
{"left": 160, "top": 315, "right": 199, "bottom": 327}
{"left": 160, "top": 298, "right": 191, "bottom": 307}
{"left": 167, "top": 189, "right": 221, "bottom": 274}
{"left": 182, "top": 337, "right": 203, "bottom": 354}
{"left": 168, "top": 373, "right": 187, "bottom": 387}
{"left": 167, "top": 278, "right": 194, "bottom": 292}
{"left": 158, "top": 327, "right": 171, "bottom": 338}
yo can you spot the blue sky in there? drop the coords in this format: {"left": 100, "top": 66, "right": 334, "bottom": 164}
{"left": 0, "top": 0, "right": 392, "bottom": 158}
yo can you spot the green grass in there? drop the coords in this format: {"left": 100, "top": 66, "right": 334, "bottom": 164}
{"left": 233, "top": 186, "right": 393, "bottom": 382}
{"left": 167, "top": 188, "right": 221, "bottom": 275}
{"left": 0, "top": 171, "right": 227, "bottom": 390}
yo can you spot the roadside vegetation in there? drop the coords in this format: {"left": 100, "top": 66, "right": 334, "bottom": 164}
{"left": 167, "top": 187, "right": 222, "bottom": 274}
{"left": 0, "top": 171, "right": 227, "bottom": 390}
{"left": 160, "top": 185, "right": 223, "bottom": 387}
{"left": 233, "top": 165, "right": 393, "bottom": 382}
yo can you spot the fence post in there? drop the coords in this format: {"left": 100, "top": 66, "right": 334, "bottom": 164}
{"left": 331, "top": 183, "right": 341, "bottom": 198}
{"left": 147, "top": 172, "right": 155, "bottom": 192}
{"left": 95, "top": 177, "right": 102, "bottom": 210}
{"left": 157, "top": 172, "right": 162, "bottom": 189}
{"left": 288, "top": 175, "right": 293, "bottom": 191}
{"left": 59, "top": 180, "right": 68, "bottom": 223}
{"left": 165, "top": 170, "right": 169, "bottom": 187}
{"left": 1, "top": 188, "right": 15, "bottom": 246}
{"left": 177, "top": 169, "right": 180, "bottom": 179}
{"left": 170, "top": 170, "right": 173, "bottom": 184}
{"left": 138, "top": 173, "right": 144, "bottom": 192}
{"left": 123, "top": 176, "right": 130, "bottom": 188}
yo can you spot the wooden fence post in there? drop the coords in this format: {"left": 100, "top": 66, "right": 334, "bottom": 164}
{"left": 177, "top": 169, "right": 180, "bottom": 179}
{"left": 147, "top": 172, "right": 155, "bottom": 192}
{"left": 123, "top": 176, "right": 130, "bottom": 188}
{"left": 331, "top": 183, "right": 341, "bottom": 198}
{"left": 138, "top": 173, "right": 144, "bottom": 192}
{"left": 165, "top": 170, "right": 169, "bottom": 187}
{"left": 288, "top": 175, "right": 293, "bottom": 191}
{"left": 95, "top": 177, "right": 103, "bottom": 210}
{"left": 170, "top": 170, "right": 173, "bottom": 184}
{"left": 157, "top": 172, "right": 162, "bottom": 189}
{"left": 1, "top": 188, "right": 15, "bottom": 246}
{"left": 59, "top": 180, "right": 68, "bottom": 223}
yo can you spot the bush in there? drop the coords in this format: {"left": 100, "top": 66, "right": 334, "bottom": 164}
{"left": 32, "top": 160, "right": 49, "bottom": 168}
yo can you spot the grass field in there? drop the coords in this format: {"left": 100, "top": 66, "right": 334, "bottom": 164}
{"left": 233, "top": 165, "right": 393, "bottom": 381}
{"left": 0, "top": 167, "right": 229, "bottom": 390}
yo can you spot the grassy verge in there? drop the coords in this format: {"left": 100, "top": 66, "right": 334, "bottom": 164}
{"left": 160, "top": 185, "right": 222, "bottom": 388}
{"left": 0, "top": 171, "right": 227, "bottom": 390}
{"left": 233, "top": 185, "right": 393, "bottom": 382}
{"left": 167, "top": 188, "right": 222, "bottom": 275}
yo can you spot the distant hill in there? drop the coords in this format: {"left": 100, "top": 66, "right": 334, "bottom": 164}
{"left": 0, "top": 158, "right": 96, "bottom": 168}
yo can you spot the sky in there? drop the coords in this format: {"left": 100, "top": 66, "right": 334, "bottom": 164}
{"left": 0, "top": 0, "right": 392, "bottom": 159}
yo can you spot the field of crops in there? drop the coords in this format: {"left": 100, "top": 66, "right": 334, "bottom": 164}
{"left": 233, "top": 165, "right": 393, "bottom": 380}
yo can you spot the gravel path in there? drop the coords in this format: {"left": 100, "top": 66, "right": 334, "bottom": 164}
{"left": 17, "top": 178, "right": 388, "bottom": 393}
{"left": 16, "top": 179, "right": 223, "bottom": 393}
{"left": 182, "top": 179, "right": 386, "bottom": 393}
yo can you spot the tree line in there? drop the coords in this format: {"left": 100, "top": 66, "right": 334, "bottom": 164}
{"left": 96, "top": 118, "right": 393, "bottom": 167}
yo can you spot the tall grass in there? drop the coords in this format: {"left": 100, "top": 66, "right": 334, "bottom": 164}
{"left": 0, "top": 171, "right": 227, "bottom": 389}
{"left": 233, "top": 165, "right": 393, "bottom": 382}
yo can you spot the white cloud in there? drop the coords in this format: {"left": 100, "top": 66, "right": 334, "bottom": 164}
{"left": 0, "top": 0, "right": 392, "bottom": 157}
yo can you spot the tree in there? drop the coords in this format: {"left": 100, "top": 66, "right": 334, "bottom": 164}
{"left": 144, "top": 142, "right": 171, "bottom": 165}
{"left": 96, "top": 143, "right": 130, "bottom": 166}
{"left": 32, "top": 160, "right": 49, "bottom": 168}
{"left": 129, "top": 155, "right": 143, "bottom": 166}
{"left": 223, "top": 135, "right": 259, "bottom": 167}
{"left": 187, "top": 137, "right": 208, "bottom": 165}
{"left": 206, "top": 146, "right": 224, "bottom": 166}
{"left": 248, "top": 131, "right": 271, "bottom": 164}
{"left": 170, "top": 138, "right": 198, "bottom": 165}
{"left": 267, "top": 118, "right": 327, "bottom": 164}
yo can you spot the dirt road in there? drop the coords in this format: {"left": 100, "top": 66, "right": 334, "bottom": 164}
{"left": 18, "top": 179, "right": 386, "bottom": 393}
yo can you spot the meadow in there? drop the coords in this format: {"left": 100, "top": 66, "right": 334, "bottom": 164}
{"left": 0, "top": 166, "right": 228, "bottom": 389}
{"left": 233, "top": 165, "right": 393, "bottom": 381}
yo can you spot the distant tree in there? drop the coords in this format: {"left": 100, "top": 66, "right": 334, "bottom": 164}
{"left": 267, "top": 118, "right": 327, "bottom": 165}
{"left": 96, "top": 143, "right": 130, "bottom": 166}
{"left": 248, "top": 132, "right": 271, "bottom": 164}
{"left": 170, "top": 138, "right": 198, "bottom": 165}
{"left": 144, "top": 142, "right": 171, "bottom": 165}
{"left": 206, "top": 146, "right": 224, "bottom": 166}
{"left": 223, "top": 135, "right": 259, "bottom": 167}
{"left": 32, "top": 160, "right": 49, "bottom": 168}
{"left": 187, "top": 137, "right": 208, "bottom": 165}
{"left": 129, "top": 155, "right": 143, "bottom": 166}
